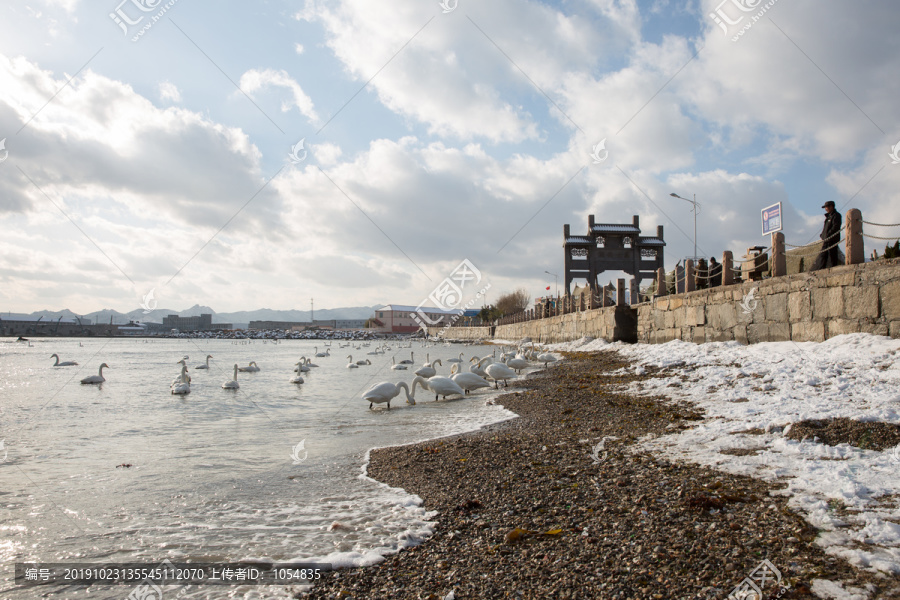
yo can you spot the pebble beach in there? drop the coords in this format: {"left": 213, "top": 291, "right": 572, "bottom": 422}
{"left": 304, "top": 350, "right": 898, "bottom": 600}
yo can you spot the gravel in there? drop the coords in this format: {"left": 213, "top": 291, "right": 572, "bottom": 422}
{"left": 302, "top": 350, "right": 899, "bottom": 600}
{"left": 784, "top": 417, "right": 900, "bottom": 451}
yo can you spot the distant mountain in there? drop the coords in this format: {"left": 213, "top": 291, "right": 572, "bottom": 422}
{"left": 2, "top": 305, "right": 386, "bottom": 328}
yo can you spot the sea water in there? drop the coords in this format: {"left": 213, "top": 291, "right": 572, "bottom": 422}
{"left": 0, "top": 338, "right": 518, "bottom": 599}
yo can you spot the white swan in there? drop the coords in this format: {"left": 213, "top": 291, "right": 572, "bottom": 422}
{"left": 399, "top": 352, "right": 414, "bottom": 365}
{"left": 414, "top": 358, "right": 442, "bottom": 379}
{"left": 51, "top": 353, "right": 78, "bottom": 367}
{"left": 294, "top": 357, "right": 311, "bottom": 372}
{"left": 346, "top": 355, "right": 359, "bottom": 369}
{"left": 391, "top": 357, "right": 408, "bottom": 370}
{"left": 195, "top": 354, "right": 213, "bottom": 369}
{"left": 305, "top": 358, "right": 319, "bottom": 368}
{"left": 171, "top": 366, "right": 191, "bottom": 395}
{"left": 356, "top": 358, "right": 371, "bottom": 366}
{"left": 222, "top": 364, "right": 240, "bottom": 389}
{"left": 315, "top": 347, "right": 330, "bottom": 357}
{"left": 484, "top": 359, "right": 516, "bottom": 388}
{"left": 362, "top": 381, "right": 415, "bottom": 409}
{"left": 447, "top": 352, "right": 464, "bottom": 364}
{"left": 238, "top": 361, "right": 260, "bottom": 372}
{"left": 505, "top": 356, "right": 530, "bottom": 374}
{"left": 450, "top": 364, "right": 491, "bottom": 394}
{"left": 172, "top": 360, "right": 193, "bottom": 384}
{"left": 468, "top": 356, "right": 489, "bottom": 378}
{"left": 411, "top": 375, "right": 464, "bottom": 401}
{"left": 80, "top": 363, "right": 109, "bottom": 385}
{"left": 290, "top": 371, "right": 305, "bottom": 384}
{"left": 537, "top": 352, "right": 558, "bottom": 367}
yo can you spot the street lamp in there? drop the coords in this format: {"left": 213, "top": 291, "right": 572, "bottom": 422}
{"left": 670, "top": 192, "right": 701, "bottom": 261}
{"left": 544, "top": 270, "right": 558, "bottom": 297}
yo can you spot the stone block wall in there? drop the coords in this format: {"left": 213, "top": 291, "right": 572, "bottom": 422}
{"left": 429, "top": 259, "right": 900, "bottom": 346}
{"left": 637, "top": 257, "right": 900, "bottom": 344}
{"left": 432, "top": 306, "right": 636, "bottom": 345}
{"left": 433, "top": 326, "right": 493, "bottom": 342}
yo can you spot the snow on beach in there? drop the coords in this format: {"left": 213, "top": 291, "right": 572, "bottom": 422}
{"left": 550, "top": 334, "right": 900, "bottom": 576}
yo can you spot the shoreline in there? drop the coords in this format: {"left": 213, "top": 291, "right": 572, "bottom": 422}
{"left": 305, "top": 350, "right": 895, "bottom": 600}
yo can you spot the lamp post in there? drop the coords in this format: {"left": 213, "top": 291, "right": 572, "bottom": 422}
{"left": 544, "top": 270, "right": 558, "bottom": 298}
{"left": 670, "top": 192, "right": 701, "bottom": 261}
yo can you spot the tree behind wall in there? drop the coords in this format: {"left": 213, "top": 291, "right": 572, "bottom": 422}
{"left": 478, "top": 305, "right": 503, "bottom": 323}
{"left": 495, "top": 289, "right": 531, "bottom": 316}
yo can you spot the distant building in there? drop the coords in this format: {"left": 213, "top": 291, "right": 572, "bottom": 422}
{"left": 319, "top": 319, "right": 367, "bottom": 330}
{"left": 0, "top": 316, "right": 125, "bottom": 337}
{"left": 162, "top": 314, "right": 231, "bottom": 331}
{"left": 249, "top": 320, "right": 310, "bottom": 330}
{"left": 117, "top": 323, "right": 146, "bottom": 336}
{"left": 371, "top": 305, "right": 479, "bottom": 334}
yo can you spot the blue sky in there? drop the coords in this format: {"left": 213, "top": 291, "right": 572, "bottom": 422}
{"left": 1, "top": 0, "right": 898, "bottom": 314}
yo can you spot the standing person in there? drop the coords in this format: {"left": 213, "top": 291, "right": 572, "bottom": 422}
{"left": 811, "top": 201, "right": 842, "bottom": 271}
{"left": 708, "top": 256, "right": 722, "bottom": 287}
{"left": 695, "top": 258, "right": 708, "bottom": 289}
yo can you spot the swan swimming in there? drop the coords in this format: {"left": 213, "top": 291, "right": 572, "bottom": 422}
{"left": 314, "top": 347, "right": 330, "bottom": 358}
{"left": 195, "top": 355, "right": 213, "bottom": 369}
{"left": 414, "top": 358, "right": 441, "bottom": 379}
{"left": 50, "top": 354, "right": 78, "bottom": 367}
{"left": 173, "top": 360, "right": 193, "bottom": 384}
{"left": 171, "top": 366, "right": 191, "bottom": 395}
{"left": 222, "top": 364, "right": 240, "bottom": 389}
{"left": 447, "top": 352, "right": 464, "bottom": 364}
{"left": 411, "top": 375, "right": 464, "bottom": 401}
{"left": 290, "top": 371, "right": 305, "bottom": 384}
{"left": 450, "top": 364, "right": 491, "bottom": 393}
{"left": 362, "top": 381, "right": 415, "bottom": 409}
{"left": 391, "top": 357, "right": 408, "bottom": 370}
{"left": 346, "top": 355, "right": 359, "bottom": 369}
{"left": 399, "top": 352, "right": 414, "bottom": 365}
{"left": 81, "top": 363, "right": 109, "bottom": 385}
{"left": 238, "top": 361, "right": 260, "bottom": 372}
{"left": 294, "top": 357, "right": 311, "bottom": 373}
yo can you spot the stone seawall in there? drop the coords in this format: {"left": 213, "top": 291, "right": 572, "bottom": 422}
{"left": 637, "top": 257, "right": 900, "bottom": 344}
{"left": 432, "top": 306, "right": 636, "bottom": 344}
{"left": 433, "top": 326, "right": 494, "bottom": 342}
{"left": 430, "top": 258, "right": 900, "bottom": 345}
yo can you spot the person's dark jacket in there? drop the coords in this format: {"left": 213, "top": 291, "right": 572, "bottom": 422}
{"left": 820, "top": 210, "right": 842, "bottom": 245}
{"left": 708, "top": 259, "right": 723, "bottom": 287}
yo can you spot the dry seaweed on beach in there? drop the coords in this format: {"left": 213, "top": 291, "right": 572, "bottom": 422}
{"left": 302, "top": 351, "right": 896, "bottom": 600}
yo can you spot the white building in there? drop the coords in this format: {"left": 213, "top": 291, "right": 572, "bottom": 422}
{"left": 370, "top": 305, "right": 478, "bottom": 334}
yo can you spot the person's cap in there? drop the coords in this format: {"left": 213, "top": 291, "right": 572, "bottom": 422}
{"left": 822, "top": 201, "right": 835, "bottom": 208}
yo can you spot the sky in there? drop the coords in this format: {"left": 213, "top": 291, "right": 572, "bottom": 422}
{"left": 1, "top": 0, "right": 898, "bottom": 315}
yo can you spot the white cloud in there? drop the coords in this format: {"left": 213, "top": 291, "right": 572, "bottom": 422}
{"left": 3, "top": 0, "right": 900, "bottom": 314}
{"left": 158, "top": 81, "right": 181, "bottom": 103}
{"left": 312, "top": 142, "right": 342, "bottom": 166}
{"left": 295, "top": 0, "right": 630, "bottom": 143}
{"left": 239, "top": 68, "right": 318, "bottom": 123}
{"left": 294, "top": 42, "right": 304, "bottom": 54}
